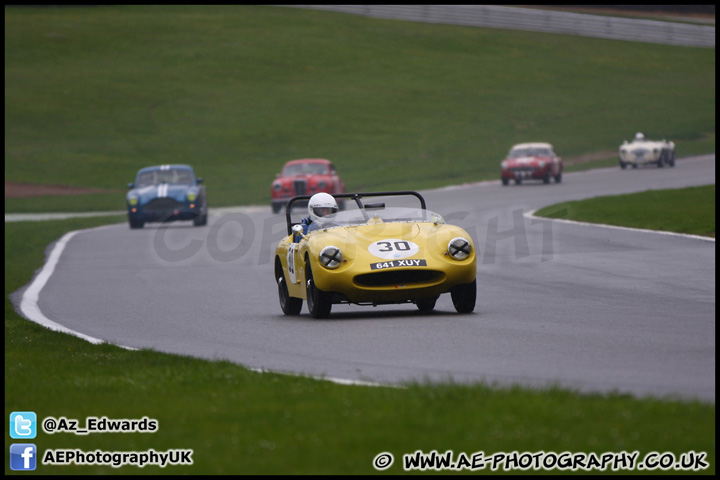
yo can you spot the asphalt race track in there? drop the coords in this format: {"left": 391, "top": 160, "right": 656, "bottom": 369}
{"left": 16, "top": 155, "right": 715, "bottom": 402}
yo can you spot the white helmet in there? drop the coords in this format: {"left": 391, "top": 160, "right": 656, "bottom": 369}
{"left": 308, "top": 192, "right": 338, "bottom": 224}
{"left": 634, "top": 132, "right": 645, "bottom": 142}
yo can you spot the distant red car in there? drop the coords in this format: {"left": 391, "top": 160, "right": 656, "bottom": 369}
{"left": 271, "top": 159, "right": 346, "bottom": 213}
{"left": 501, "top": 143, "right": 563, "bottom": 185}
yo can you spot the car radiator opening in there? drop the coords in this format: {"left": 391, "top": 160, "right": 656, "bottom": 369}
{"left": 354, "top": 270, "right": 445, "bottom": 288}
{"left": 144, "top": 197, "right": 183, "bottom": 212}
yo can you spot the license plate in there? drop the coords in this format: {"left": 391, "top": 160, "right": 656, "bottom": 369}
{"left": 370, "top": 259, "right": 427, "bottom": 270}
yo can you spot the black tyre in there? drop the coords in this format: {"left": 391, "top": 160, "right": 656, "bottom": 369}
{"left": 276, "top": 259, "right": 302, "bottom": 315}
{"left": 416, "top": 297, "right": 438, "bottom": 312}
{"left": 193, "top": 210, "right": 208, "bottom": 226}
{"left": 129, "top": 217, "right": 144, "bottom": 229}
{"left": 514, "top": 177, "right": 522, "bottom": 185}
{"left": 657, "top": 152, "right": 665, "bottom": 168}
{"left": 451, "top": 279, "right": 476, "bottom": 314}
{"left": 305, "top": 261, "right": 332, "bottom": 318}
{"left": 272, "top": 203, "right": 282, "bottom": 214}
{"left": 620, "top": 161, "right": 627, "bottom": 169}
{"left": 543, "top": 170, "right": 551, "bottom": 184}
{"left": 554, "top": 170, "right": 563, "bottom": 183}
{"left": 501, "top": 177, "right": 509, "bottom": 186}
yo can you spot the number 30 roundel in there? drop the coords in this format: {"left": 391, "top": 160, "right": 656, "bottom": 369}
{"left": 368, "top": 239, "right": 420, "bottom": 260}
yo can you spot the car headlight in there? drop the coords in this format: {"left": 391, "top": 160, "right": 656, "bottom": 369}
{"left": 318, "top": 180, "right": 327, "bottom": 189}
{"left": 128, "top": 196, "right": 139, "bottom": 206}
{"left": 538, "top": 160, "right": 546, "bottom": 168}
{"left": 319, "top": 246, "right": 343, "bottom": 269}
{"left": 501, "top": 161, "right": 508, "bottom": 169}
{"left": 186, "top": 191, "right": 197, "bottom": 202}
{"left": 448, "top": 237, "right": 472, "bottom": 260}
{"left": 273, "top": 182, "right": 282, "bottom": 191}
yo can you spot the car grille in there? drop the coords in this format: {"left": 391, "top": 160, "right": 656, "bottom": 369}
{"left": 631, "top": 148, "right": 649, "bottom": 158}
{"left": 293, "top": 180, "right": 307, "bottom": 195}
{"left": 354, "top": 270, "right": 444, "bottom": 288}
{"left": 509, "top": 167, "right": 537, "bottom": 173}
{"left": 144, "top": 197, "right": 183, "bottom": 213}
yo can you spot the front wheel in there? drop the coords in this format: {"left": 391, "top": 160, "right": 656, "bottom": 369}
{"left": 554, "top": 170, "right": 563, "bottom": 183}
{"left": 277, "top": 268, "right": 302, "bottom": 315}
{"left": 305, "top": 262, "right": 332, "bottom": 318}
{"left": 416, "top": 297, "right": 437, "bottom": 312}
{"left": 128, "top": 216, "right": 144, "bottom": 229}
{"left": 451, "top": 279, "right": 476, "bottom": 313}
{"left": 193, "top": 210, "right": 208, "bottom": 226}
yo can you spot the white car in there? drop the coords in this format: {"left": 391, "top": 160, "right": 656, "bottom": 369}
{"left": 618, "top": 133, "right": 675, "bottom": 169}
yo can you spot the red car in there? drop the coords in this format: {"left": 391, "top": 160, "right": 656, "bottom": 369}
{"left": 271, "top": 159, "right": 346, "bottom": 213}
{"left": 501, "top": 142, "right": 563, "bottom": 185}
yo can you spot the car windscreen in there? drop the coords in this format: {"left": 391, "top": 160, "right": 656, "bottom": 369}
{"left": 509, "top": 148, "right": 552, "bottom": 158}
{"left": 283, "top": 163, "right": 329, "bottom": 176}
{"left": 312, "top": 207, "right": 444, "bottom": 230}
{"left": 136, "top": 168, "right": 195, "bottom": 187}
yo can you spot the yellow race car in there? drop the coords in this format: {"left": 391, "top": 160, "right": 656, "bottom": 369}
{"left": 274, "top": 191, "right": 477, "bottom": 318}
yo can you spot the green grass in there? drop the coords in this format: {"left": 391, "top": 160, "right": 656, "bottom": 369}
{"left": 4, "top": 217, "right": 715, "bottom": 475}
{"left": 535, "top": 185, "right": 715, "bottom": 237}
{"left": 5, "top": 5, "right": 715, "bottom": 213}
{"left": 5, "top": 6, "right": 716, "bottom": 475}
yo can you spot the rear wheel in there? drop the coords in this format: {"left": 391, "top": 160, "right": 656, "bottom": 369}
{"left": 305, "top": 261, "right": 332, "bottom": 318}
{"left": 276, "top": 262, "right": 302, "bottom": 315}
{"left": 451, "top": 279, "right": 476, "bottom": 313}
{"left": 657, "top": 152, "right": 665, "bottom": 168}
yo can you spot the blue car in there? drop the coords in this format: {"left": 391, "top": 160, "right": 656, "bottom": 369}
{"left": 126, "top": 164, "right": 207, "bottom": 229}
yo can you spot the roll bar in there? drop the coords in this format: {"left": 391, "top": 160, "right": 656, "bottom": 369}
{"left": 285, "top": 191, "right": 426, "bottom": 235}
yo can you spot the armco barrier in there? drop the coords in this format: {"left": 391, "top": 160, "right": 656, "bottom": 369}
{"left": 279, "top": 5, "right": 715, "bottom": 48}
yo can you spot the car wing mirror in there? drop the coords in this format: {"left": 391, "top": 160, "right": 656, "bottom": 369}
{"left": 292, "top": 224, "right": 305, "bottom": 242}
{"left": 196, "top": 177, "right": 203, "bottom": 184}
{"left": 128, "top": 182, "right": 135, "bottom": 189}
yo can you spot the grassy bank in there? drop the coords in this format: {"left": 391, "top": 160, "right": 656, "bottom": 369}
{"left": 5, "top": 5, "right": 715, "bottom": 213}
{"left": 4, "top": 217, "right": 715, "bottom": 475}
{"left": 534, "top": 185, "right": 715, "bottom": 238}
